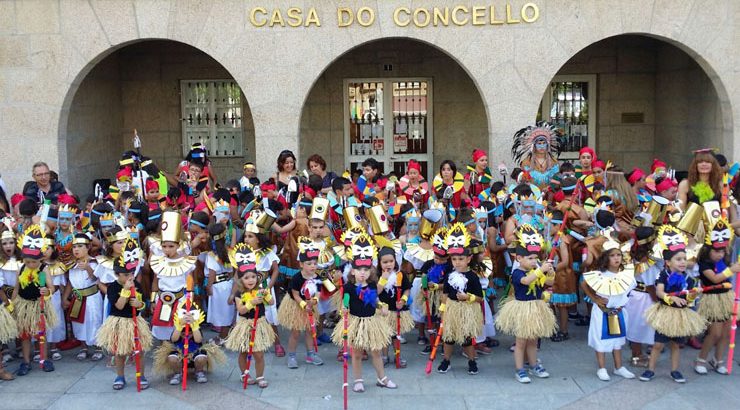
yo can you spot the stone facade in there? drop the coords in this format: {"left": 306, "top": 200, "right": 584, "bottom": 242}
{"left": 0, "top": 0, "right": 737, "bottom": 195}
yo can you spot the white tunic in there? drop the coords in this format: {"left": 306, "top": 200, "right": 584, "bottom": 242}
{"left": 587, "top": 270, "right": 635, "bottom": 353}
{"left": 68, "top": 262, "right": 103, "bottom": 344}
{"left": 476, "top": 277, "right": 496, "bottom": 342}
{"left": 257, "top": 248, "right": 280, "bottom": 326}
{"left": 48, "top": 272, "right": 67, "bottom": 343}
{"left": 625, "top": 264, "right": 659, "bottom": 344}
{"left": 153, "top": 260, "right": 193, "bottom": 341}
{"left": 206, "top": 252, "right": 235, "bottom": 326}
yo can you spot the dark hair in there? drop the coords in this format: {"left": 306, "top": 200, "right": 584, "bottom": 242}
{"left": 190, "top": 211, "right": 210, "bottom": 229}
{"left": 378, "top": 247, "right": 399, "bottom": 271}
{"left": 714, "top": 153, "right": 728, "bottom": 167}
{"left": 332, "top": 177, "right": 351, "bottom": 194}
{"left": 439, "top": 160, "right": 457, "bottom": 175}
{"left": 697, "top": 244, "right": 729, "bottom": 266}
{"left": 277, "top": 150, "right": 296, "bottom": 172}
{"left": 559, "top": 162, "right": 575, "bottom": 173}
{"left": 128, "top": 201, "right": 148, "bottom": 224}
{"left": 212, "top": 188, "right": 231, "bottom": 203}
{"left": 361, "top": 158, "right": 381, "bottom": 171}
{"left": 308, "top": 174, "right": 323, "bottom": 193}
{"left": 596, "top": 248, "right": 621, "bottom": 271}
{"left": 245, "top": 231, "right": 272, "bottom": 250}
{"left": 188, "top": 161, "right": 204, "bottom": 171}
{"left": 19, "top": 198, "right": 38, "bottom": 217}
{"left": 307, "top": 154, "right": 327, "bottom": 171}
{"left": 208, "top": 223, "right": 230, "bottom": 266}
{"left": 513, "top": 183, "right": 532, "bottom": 197}
{"left": 491, "top": 181, "right": 504, "bottom": 194}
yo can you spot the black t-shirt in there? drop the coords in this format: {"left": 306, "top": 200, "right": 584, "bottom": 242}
{"left": 17, "top": 265, "right": 43, "bottom": 301}
{"left": 289, "top": 274, "right": 322, "bottom": 299}
{"left": 344, "top": 281, "right": 378, "bottom": 318}
{"left": 238, "top": 291, "right": 266, "bottom": 319}
{"left": 107, "top": 280, "right": 143, "bottom": 318}
{"left": 419, "top": 259, "right": 451, "bottom": 284}
{"left": 23, "top": 181, "right": 67, "bottom": 204}
{"left": 698, "top": 261, "right": 731, "bottom": 294}
{"left": 378, "top": 272, "right": 411, "bottom": 311}
{"left": 443, "top": 270, "right": 484, "bottom": 301}
{"left": 656, "top": 269, "right": 698, "bottom": 308}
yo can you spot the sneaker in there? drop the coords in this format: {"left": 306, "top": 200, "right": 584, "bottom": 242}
{"left": 306, "top": 353, "right": 324, "bottom": 366}
{"left": 287, "top": 356, "right": 298, "bottom": 369}
{"left": 33, "top": 353, "right": 40, "bottom": 363}
{"left": 515, "top": 368, "right": 531, "bottom": 383}
{"left": 112, "top": 376, "right": 126, "bottom": 390}
{"left": 468, "top": 360, "right": 479, "bottom": 375}
{"left": 42, "top": 360, "right": 55, "bottom": 372}
{"left": 475, "top": 344, "right": 492, "bottom": 355}
{"left": 597, "top": 368, "right": 611, "bottom": 381}
{"left": 17, "top": 361, "right": 31, "bottom": 376}
{"left": 140, "top": 376, "right": 150, "bottom": 390}
{"left": 417, "top": 336, "right": 429, "bottom": 345}
{"left": 420, "top": 345, "right": 432, "bottom": 355}
{"left": 614, "top": 366, "right": 635, "bottom": 379}
{"left": 196, "top": 371, "right": 208, "bottom": 383}
{"left": 398, "top": 334, "right": 407, "bottom": 344}
{"left": 639, "top": 370, "right": 655, "bottom": 381}
{"left": 529, "top": 364, "right": 549, "bottom": 378}
{"left": 274, "top": 343, "right": 286, "bottom": 357}
{"left": 670, "top": 371, "right": 686, "bottom": 383}
{"left": 50, "top": 349, "right": 62, "bottom": 361}
{"left": 169, "top": 373, "right": 182, "bottom": 385}
{"left": 437, "top": 359, "right": 451, "bottom": 373}
{"left": 317, "top": 333, "right": 332, "bottom": 344}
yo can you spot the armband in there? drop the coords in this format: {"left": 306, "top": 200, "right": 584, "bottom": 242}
{"left": 722, "top": 268, "right": 733, "bottom": 278}
{"left": 401, "top": 294, "right": 408, "bottom": 303}
{"left": 119, "top": 288, "right": 132, "bottom": 299}
{"left": 662, "top": 294, "right": 672, "bottom": 305}
{"left": 438, "top": 303, "right": 446, "bottom": 313}
{"left": 299, "top": 300, "right": 307, "bottom": 309}
{"left": 466, "top": 293, "right": 477, "bottom": 303}
{"left": 378, "top": 277, "right": 388, "bottom": 287}
{"left": 150, "top": 291, "right": 157, "bottom": 303}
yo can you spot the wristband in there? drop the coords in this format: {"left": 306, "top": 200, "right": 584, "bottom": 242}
{"left": 378, "top": 277, "right": 388, "bottom": 287}
{"left": 662, "top": 294, "right": 672, "bottom": 305}
{"left": 244, "top": 301, "right": 254, "bottom": 312}
{"left": 467, "top": 294, "right": 477, "bottom": 303}
{"left": 401, "top": 294, "right": 408, "bottom": 302}
{"left": 173, "top": 314, "right": 184, "bottom": 332}
{"left": 44, "top": 293, "right": 52, "bottom": 301}
{"left": 299, "top": 300, "right": 307, "bottom": 309}
{"left": 439, "top": 303, "right": 446, "bottom": 313}
{"left": 263, "top": 291, "right": 273, "bottom": 303}
{"left": 722, "top": 268, "right": 733, "bottom": 278}
{"left": 6, "top": 301, "right": 14, "bottom": 313}
{"left": 378, "top": 302, "right": 388, "bottom": 310}
{"left": 120, "top": 288, "right": 132, "bottom": 299}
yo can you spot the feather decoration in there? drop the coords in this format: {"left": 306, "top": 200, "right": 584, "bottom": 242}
{"left": 511, "top": 121, "right": 562, "bottom": 164}
{"left": 690, "top": 181, "right": 715, "bottom": 204}
{"left": 356, "top": 284, "right": 378, "bottom": 308}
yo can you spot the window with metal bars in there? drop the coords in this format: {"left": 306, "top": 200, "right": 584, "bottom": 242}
{"left": 180, "top": 80, "right": 244, "bottom": 157}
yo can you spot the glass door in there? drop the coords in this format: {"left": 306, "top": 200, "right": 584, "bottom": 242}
{"left": 539, "top": 75, "right": 596, "bottom": 161}
{"left": 345, "top": 78, "right": 433, "bottom": 180}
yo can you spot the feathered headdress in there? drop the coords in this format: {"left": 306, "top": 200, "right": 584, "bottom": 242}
{"left": 705, "top": 217, "right": 733, "bottom": 249}
{"left": 19, "top": 224, "right": 46, "bottom": 260}
{"left": 515, "top": 224, "right": 543, "bottom": 256}
{"left": 511, "top": 122, "right": 561, "bottom": 164}
{"left": 114, "top": 237, "right": 141, "bottom": 274}
{"left": 444, "top": 223, "right": 471, "bottom": 256}
{"left": 297, "top": 236, "right": 321, "bottom": 262}
{"left": 229, "top": 242, "right": 258, "bottom": 274}
{"left": 348, "top": 233, "right": 376, "bottom": 269}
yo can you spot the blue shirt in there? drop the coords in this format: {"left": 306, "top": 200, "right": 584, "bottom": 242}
{"left": 512, "top": 268, "right": 542, "bottom": 301}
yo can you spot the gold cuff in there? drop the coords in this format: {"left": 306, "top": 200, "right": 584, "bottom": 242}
{"left": 378, "top": 277, "right": 388, "bottom": 287}
{"left": 299, "top": 300, "right": 307, "bottom": 309}
{"left": 120, "top": 288, "right": 132, "bottom": 299}
{"left": 401, "top": 294, "right": 408, "bottom": 302}
{"left": 662, "top": 294, "right": 672, "bottom": 305}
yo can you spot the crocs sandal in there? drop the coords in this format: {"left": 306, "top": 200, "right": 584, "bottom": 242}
{"left": 353, "top": 379, "right": 365, "bottom": 393}
{"left": 76, "top": 349, "right": 89, "bottom": 361}
{"left": 91, "top": 350, "right": 104, "bottom": 361}
{"left": 256, "top": 376, "right": 268, "bottom": 388}
{"left": 113, "top": 376, "right": 126, "bottom": 390}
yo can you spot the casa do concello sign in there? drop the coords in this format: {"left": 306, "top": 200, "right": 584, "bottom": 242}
{"left": 248, "top": 3, "right": 541, "bottom": 28}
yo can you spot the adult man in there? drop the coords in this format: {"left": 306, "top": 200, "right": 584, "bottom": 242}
{"left": 22, "top": 162, "right": 70, "bottom": 204}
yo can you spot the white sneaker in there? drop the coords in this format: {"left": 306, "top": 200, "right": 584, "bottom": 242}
{"left": 597, "top": 368, "right": 611, "bottom": 381}
{"left": 2, "top": 353, "right": 13, "bottom": 363}
{"left": 694, "top": 358, "right": 708, "bottom": 375}
{"left": 614, "top": 366, "right": 635, "bottom": 379}
{"left": 398, "top": 334, "right": 407, "bottom": 344}
{"left": 169, "top": 373, "right": 182, "bottom": 385}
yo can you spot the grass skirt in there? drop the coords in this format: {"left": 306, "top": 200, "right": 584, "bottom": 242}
{"left": 495, "top": 299, "right": 557, "bottom": 339}
{"left": 0, "top": 305, "right": 18, "bottom": 343}
{"left": 96, "top": 316, "right": 153, "bottom": 356}
{"left": 698, "top": 292, "right": 734, "bottom": 323}
{"left": 644, "top": 303, "right": 707, "bottom": 338}
{"left": 331, "top": 314, "right": 393, "bottom": 351}
{"left": 224, "top": 316, "right": 275, "bottom": 353}
{"left": 277, "top": 296, "right": 318, "bottom": 332}
{"left": 13, "top": 297, "right": 59, "bottom": 337}
{"left": 384, "top": 310, "right": 415, "bottom": 336}
{"left": 413, "top": 287, "right": 442, "bottom": 315}
{"left": 152, "top": 341, "right": 227, "bottom": 375}
{"left": 442, "top": 300, "right": 483, "bottom": 344}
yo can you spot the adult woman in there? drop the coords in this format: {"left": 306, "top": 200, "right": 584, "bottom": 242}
{"left": 576, "top": 147, "right": 596, "bottom": 177}
{"left": 677, "top": 150, "right": 723, "bottom": 209}
{"left": 465, "top": 149, "right": 494, "bottom": 199}
{"left": 511, "top": 122, "right": 561, "bottom": 191}
{"left": 398, "top": 160, "right": 429, "bottom": 206}
{"left": 432, "top": 160, "right": 466, "bottom": 210}
{"left": 306, "top": 154, "right": 337, "bottom": 194}
{"left": 275, "top": 150, "right": 297, "bottom": 192}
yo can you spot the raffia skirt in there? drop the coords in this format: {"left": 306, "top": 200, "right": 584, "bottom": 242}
{"left": 698, "top": 292, "right": 734, "bottom": 323}
{"left": 384, "top": 310, "right": 415, "bottom": 336}
{"left": 442, "top": 300, "right": 484, "bottom": 344}
{"left": 224, "top": 316, "right": 276, "bottom": 353}
{"left": 96, "top": 316, "right": 154, "bottom": 356}
{"left": 331, "top": 313, "right": 393, "bottom": 351}
{"left": 644, "top": 303, "right": 707, "bottom": 338}
{"left": 13, "top": 297, "right": 58, "bottom": 337}
{"left": 495, "top": 299, "right": 557, "bottom": 339}
{"left": 277, "top": 296, "right": 319, "bottom": 332}
{"left": 0, "top": 305, "right": 18, "bottom": 343}
{"left": 152, "top": 341, "right": 227, "bottom": 375}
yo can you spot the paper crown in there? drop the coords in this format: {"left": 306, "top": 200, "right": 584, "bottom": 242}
{"left": 444, "top": 223, "right": 471, "bottom": 256}
{"left": 19, "top": 224, "right": 46, "bottom": 260}
{"left": 160, "top": 211, "right": 183, "bottom": 243}
{"left": 675, "top": 202, "right": 703, "bottom": 236}
{"left": 405, "top": 208, "right": 420, "bottom": 222}
{"left": 365, "top": 205, "right": 389, "bottom": 235}
{"left": 349, "top": 233, "right": 376, "bottom": 269}
{"left": 245, "top": 208, "right": 277, "bottom": 235}
{"left": 341, "top": 226, "right": 366, "bottom": 247}
{"left": 343, "top": 206, "right": 364, "bottom": 230}
{"left": 99, "top": 212, "right": 115, "bottom": 228}
{"left": 298, "top": 236, "right": 321, "bottom": 262}
{"left": 58, "top": 204, "right": 77, "bottom": 220}
{"left": 705, "top": 217, "right": 733, "bottom": 249}
{"left": 105, "top": 226, "right": 129, "bottom": 244}
{"left": 419, "top": 209, "right": 444, "bottom": 240}
{"left": 114, "top": 238, "right": 141, "bottom": 274}
{"left": 657, "top": 225, "right": 688, "bottom": 253}
{"left": 432, "top": 227, "right": 448, "bottom": 256}
{"left": 72, "top": 232, "right": 92, "bottom": 245}
{"left": 230, "top": 243, "right": 258, "bottom": 273}
{"left": 1, "top": 229, "right": 14, "bottom": 241}
{"left": 309, "top": 197, "right": 329, "bottom": 222}
{"left": 515, "top": 224, "right": 543, "bottom": 255}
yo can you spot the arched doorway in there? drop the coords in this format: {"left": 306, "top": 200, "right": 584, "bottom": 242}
{"left": 538, "top": 34, "right": 729, "bottom": 170}
{"left": 61, "top": 40, "right": 255, "bottom": 195}
{"left": 299, "top": 38, "right": 489, "bottom": 180}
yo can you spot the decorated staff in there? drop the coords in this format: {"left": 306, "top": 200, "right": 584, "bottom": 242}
{"left": 224, "top": 243, "right": 275, "bottom": 389}
{"left": 342, "top": 293, "right": 350, "bottom": 410}
{"left": 181, "top": 274, "right": 193, "bottom": 391}
{"left": 130, "top": 274, "right": 144, "bottom": 392}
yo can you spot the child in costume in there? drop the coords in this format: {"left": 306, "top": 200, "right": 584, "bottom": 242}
{"left": 0, "top": 227, "right": 20, "bottom": 364}
{"left": 40, "top": 235, "right": 67, "bottom": 361}
{"left": 495, "top": 224, "right": 556, "bottom": 383}
{"left": 94, "top": 224, "right": 128, "bottom": 319}
{"left": 624, "top": 227, "right": 658, "bottom": 368}
{"left": 694, "top": 218, "right": 739, "bottom": 375}
{"left": 205, "top": 223, "right": 235, "bottom": 345}
{"left": 640, "top": 226, "right": 708, "bottom": 383}
{"left": 224, "top": 243, "right": 276, "bottom": 388}
{"left": 547, "top": 210, "right": 576, "bottom": 342}
{"left": 377, "top": 246, "right": 412, "bottom": 367}
{"left": 13, "top": 225, "right": 58, "bottom": 375}
{"left": 97, "top": 238, "right": 153, "bottom": 389}
{"left": 0, "top": 228, "right": 17, "bottom": 380}
{"left": 63, "top": 233, "right": 104, "bottom": 361}
{"left": 332, "top": 233, "right": 397, "bottom": 392}
{"left": 277, "top": 237, "right": 325, "bottom": 368}
{"left": 153, "top": 303, "right": 225, "bottom": 385}
{"left": 581, "top": 236, "right": 637, "bottom": 381}
{"left": 149, "top": 211, "right": 196, "bottom": 342}
{"left": 435, "top": 223, "right": 484, "bottom": 375}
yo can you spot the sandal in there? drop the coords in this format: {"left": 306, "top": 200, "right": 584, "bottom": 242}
{"left": 51, "top": 349, "right": 62, "bottom": 361}
{"left": 694, "top": 357, "right": 708, "bottom": 375}
{"left": 0, "top": 369, "right": 15, "bottom": 380}
{"left": 376, "top": 376, "right": 397, "bottom": 389}
{"left": 256, "top": 376, "right": 268, "bottom": 388}
{"left": 631, "top": 356, "right": 649, "bottom": 368}
{"left": 353, "top": 379, "right": 365, "bottom": 393}
{"left": 550, "top": 332, "right": 568, "bottom": 342}
{"left": 112, "top": 376, "right": 126, "bottom": 390}
{"left": 76, "top": 349, "right": 89, "bottom": 361}
{"left": 574, "top": 318, "right": 589, "bottom": 327}
{"left": 709, "top": 358, "right": 728, "bottom": 375}
{"left": 91, "top": 350, "right": 104, "bottom": 361}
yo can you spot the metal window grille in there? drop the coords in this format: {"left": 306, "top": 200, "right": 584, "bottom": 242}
{"left": 180, "top": 80, "right": 244, "bottom": 157}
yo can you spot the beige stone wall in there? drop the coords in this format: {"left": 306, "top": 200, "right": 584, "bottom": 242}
{"left": 299, "top": 38, "right": 488, "bottom": 176}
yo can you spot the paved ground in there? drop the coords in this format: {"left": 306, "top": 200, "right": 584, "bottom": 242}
{"left": 2, "top": 314, "right": 739, "bottom": 410}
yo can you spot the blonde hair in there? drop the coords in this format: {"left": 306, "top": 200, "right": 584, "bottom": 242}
{"left": 688, "top": 151, "right": 722, "bottom": 195}
{"left": 606, "top": 171, "right": 639, "bottom": 212}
